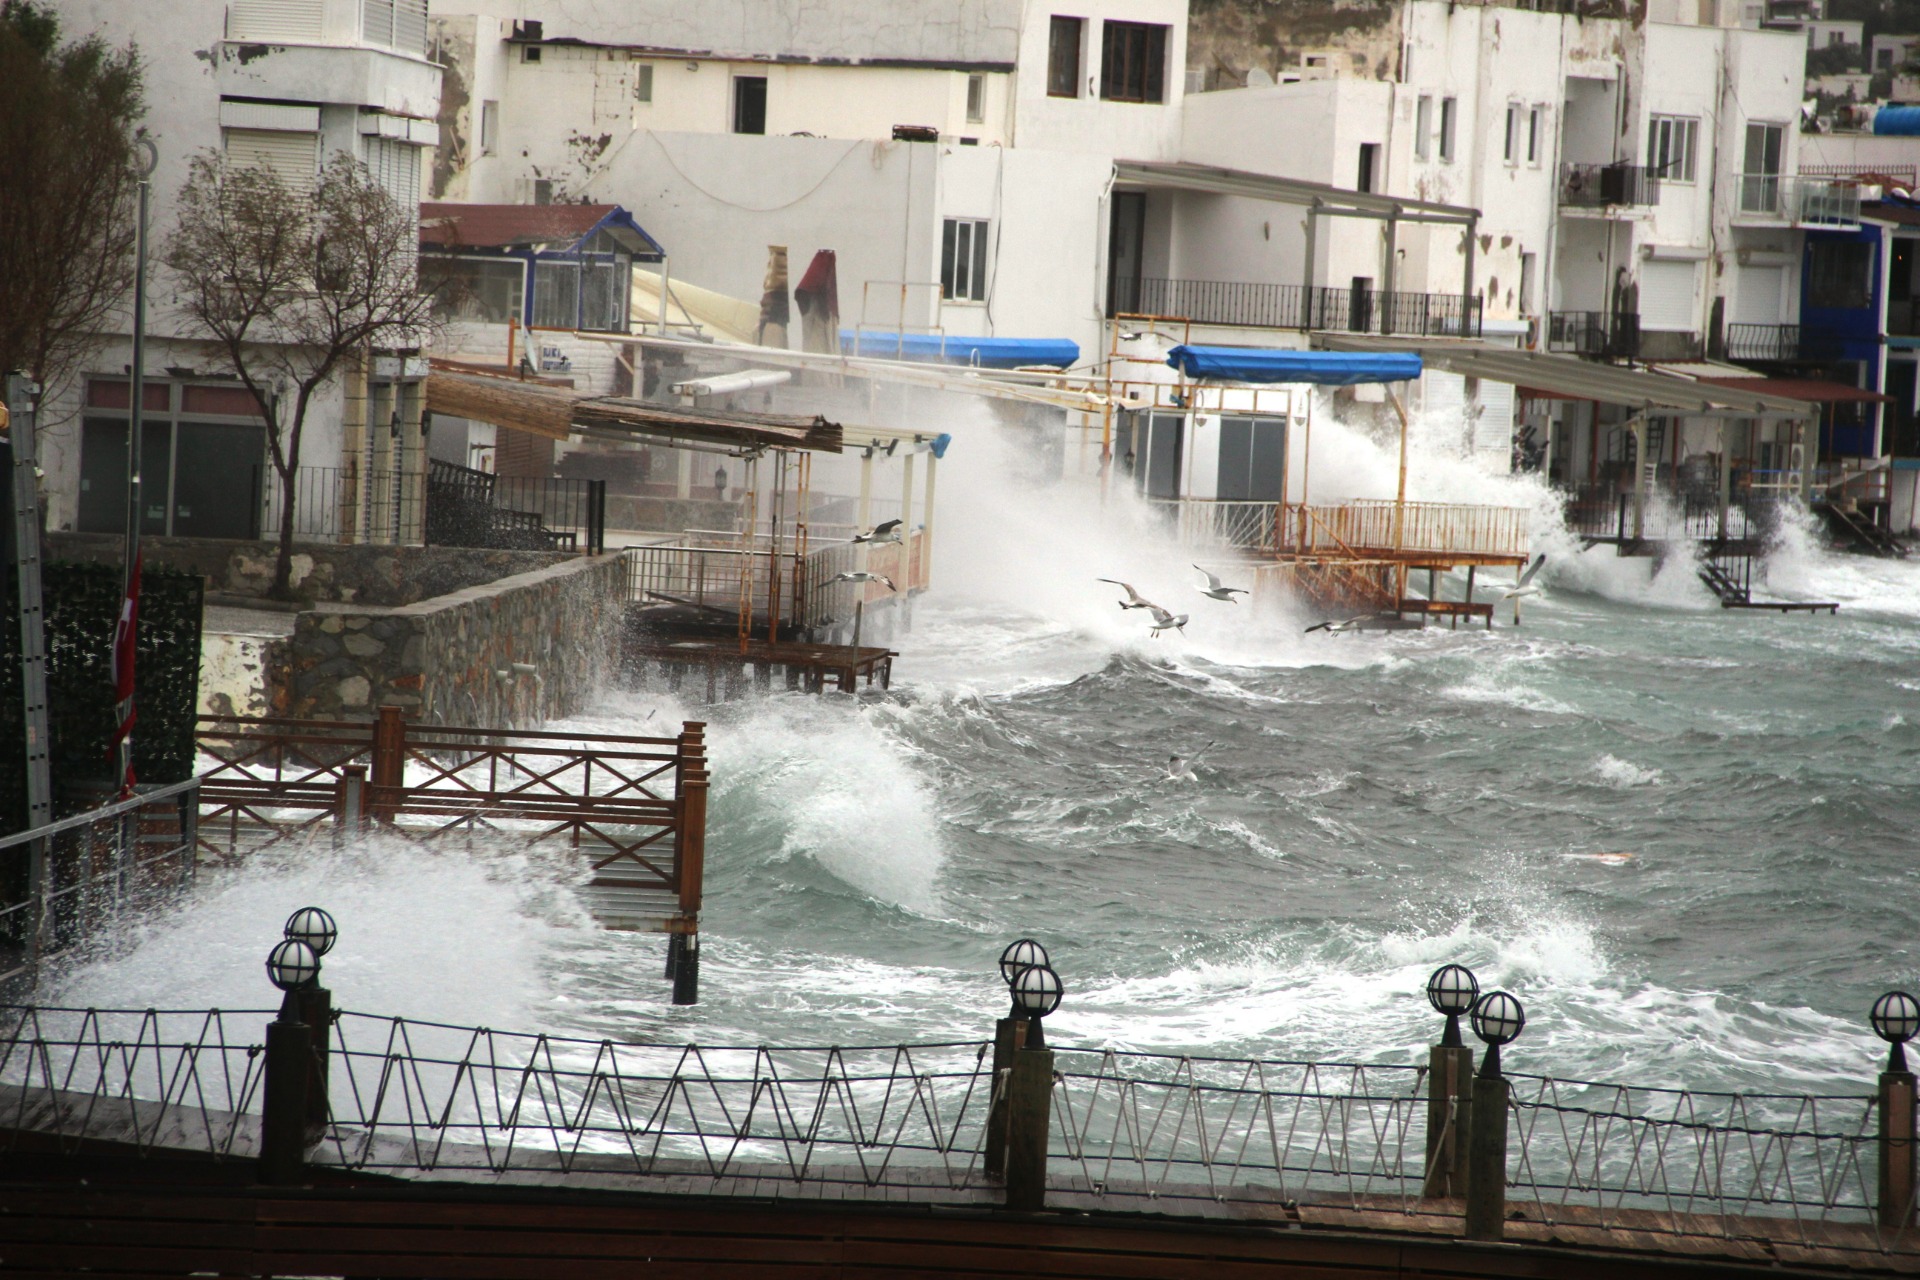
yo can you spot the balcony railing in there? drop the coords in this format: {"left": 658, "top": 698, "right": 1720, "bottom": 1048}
{"left": 1559, "top": 163, "right": 1660, "bottom": 209}
{"left": 1127, "top": 278, "right": 1481, "bottom": 337}
{"left": 1547, "top": 311, "right": 1641, "bottom": 360}
{"left": 1735, "top": 175, "right": 1862, "bottom": 225}
{"left": 1722, "top": 323, "right": 1851, "bottom": 362}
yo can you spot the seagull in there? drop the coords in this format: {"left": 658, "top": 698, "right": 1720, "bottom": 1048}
{"left": 831, "top": 570, "right": 897, "bottom": 592}
{"left": 1501, "top": 554, "right": 1547, "bottom": 600}
{"left": 1097, "top": 579, "right": 1162, "bottom": 612}
{"left": 1304, "top": 615, "right": 1369, "bottom": 635}
{"left": 1193, "top": 565, "right": 1249, "bottom": 603}
{"left": 851, "top": 518, "right": 903, "bottom": 545}
{"left": 1165, "top": 741, "right": 1217, "bottom": 782}
{"left": 1147, "top": 605, "right": 1188, "bottom": 637}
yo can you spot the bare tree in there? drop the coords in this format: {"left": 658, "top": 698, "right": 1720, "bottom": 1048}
{"left": 163, "top": 151, "right": 438, "bottom": 599}
{"left": 0, "top": 1, "right": 143, "bottom": 408}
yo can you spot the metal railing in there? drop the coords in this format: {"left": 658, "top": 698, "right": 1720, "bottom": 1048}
{"left": 425, "top": 459, "right": 606, "bottom": 554}
{"left": 1802, "top": 161, "right": 1916, "bottom": 188}
{"left": 254, "top": 466, "right": 426, "bottom": 545}
{"left": 1548, "top": 310, "right": 1642, "bottom": 360}
{"left": 1736, "top": 175, "right": 1863, "bottom": 225}
{"left": 1275, "top": 501, "right": 1531, "bottom": 558}
{"left": 1722, "top": 323, "right": 1849, "bottom": 362}
{"left": 1142, "top": 499, "right": 1280, "bottom": 551}
{"left": 0, "top": 782, "right": 201, "bottom": 991}
{"left": 1559, "top": 163, "right": 1660, "bottom": 208}
{"left": 0, "top": 1005, "right": 1909, "bottom": 1257}
{"left": 1129, "top": 279, "right": 1482, "bottom": 338}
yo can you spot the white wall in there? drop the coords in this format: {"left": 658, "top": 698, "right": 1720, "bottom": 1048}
{"left": 1008, "top": 0, "right": 1186, "bottom": 159}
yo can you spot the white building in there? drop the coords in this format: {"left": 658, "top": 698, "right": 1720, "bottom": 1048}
{"left": 41, "top": 0, "right": 440, "bottom": 543}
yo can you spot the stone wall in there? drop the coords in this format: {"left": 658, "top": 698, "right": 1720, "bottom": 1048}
{"left": 49, "top": 534, "right": 567, "bottom": 607}
{"left": 283, "top": 553, "right": 627, "bottom": 726}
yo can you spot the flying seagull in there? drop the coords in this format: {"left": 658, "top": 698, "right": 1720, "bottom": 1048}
{"left": 1165, "top": 741, "right": 1217, "bottom": 782}
{"left": 1304, "top": 615, "right": 1369, "bottom": 635}
{"left": 1147, "top": 605, "right": 1188, "bottom": 637}
{"left": 1501, "top": 554, "right": 1547, "bottom": 600}
{"left": 831, "top": 570, "right": 897, "bottom": 592}
{"left": 851, "top": 519, "right": 903, "bottom": 545}
{"left": 1097, "top": 578, "right": 1161, "bottom": 612}
{"left": 1193, "top": 565, "right": 1249, "bottom": 603}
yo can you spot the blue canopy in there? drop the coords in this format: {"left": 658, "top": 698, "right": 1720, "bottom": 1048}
{"left": 840, "top": 330, "right": 1080, "bottom": 369}
{"left": 1166, "top": 345, "right": 1422, "bottom": 386}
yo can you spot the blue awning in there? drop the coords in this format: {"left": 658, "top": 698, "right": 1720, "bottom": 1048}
{"left": 840, "top": 330, "right": 1080, "bottom": 369}
{"left": 1167, "top": 345, "right": 1422, "bottom": 385}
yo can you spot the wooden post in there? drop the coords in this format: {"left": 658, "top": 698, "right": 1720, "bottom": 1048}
{"left": 676, "top": 722, "right": 707, "bottom": 921}
{"left": 299, "top": 985, "right": 332, "bottom": 1134}
{"left": 334, "top": 765, "right": 366, "bottom": 848}
{"left": 1881, "top": 1069, "right": 1917, "bottom": 1230}
{"left": 1004, "top": 1046, "right": 1053, "bottom": 1212}
{"left": 984, "top": 1016, "right": 1028, "bottom": 1179}
{"left": 1424, "top": 1045, "right": 1474, "bottom": 1199}
{"left": 1463, "top": 1068, "right": 1510, "bottom": 1241}
{"left": 259, "top": 1015, "right": 311, "bottom": 1185}
{"left": 671, "top": 930, "right": 700, "bottom": 1005}
{"left": 369, "top": 705, "right": 406, "bottom": 823}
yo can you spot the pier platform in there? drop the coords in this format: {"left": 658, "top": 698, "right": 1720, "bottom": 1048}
{"left": 625, "top": 634, "right": 896, "bottom": 698}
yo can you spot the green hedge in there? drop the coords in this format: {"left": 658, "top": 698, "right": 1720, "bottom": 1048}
{"left": 1, "top": 561, "right": 204, "bottom": 833}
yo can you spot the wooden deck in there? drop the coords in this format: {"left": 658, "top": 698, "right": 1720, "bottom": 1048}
{"left": 626, "top": 635, "right": 897, "bottom": 699}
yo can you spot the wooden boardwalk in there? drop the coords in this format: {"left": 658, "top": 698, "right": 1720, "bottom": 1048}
{"left": 626, "top": 635, "right": 896, "bottom": 699}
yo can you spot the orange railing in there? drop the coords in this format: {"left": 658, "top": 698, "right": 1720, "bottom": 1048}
{"left": 1276, "top": 502, "right": 1529, "bottom": 559}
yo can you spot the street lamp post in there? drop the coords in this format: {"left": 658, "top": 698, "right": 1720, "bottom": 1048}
{"left": 260, "top": 936, "right": 320, "bottom": 1186}
{"left": 1424, "top": 963, "right": 1479, "bottom": 1199}
{"left": 283, "top": 906, "right": 338, "bottom": 1130}
{"left": 986, "top": 938, "right": 1049, "bottom": 1178}
{"left": 1873, "top": 990, "right": 1920, "bottom": 1229}
{"left": 1005, "top": 959, "right": 1064, "bottom": 1214}
{"left": 1464, "top": 989, "right": 1525, "bottom": 1242}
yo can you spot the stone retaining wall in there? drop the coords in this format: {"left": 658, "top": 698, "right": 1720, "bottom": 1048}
{"left": 282, "top": 553, "right": 626, "bottom": 726}
{"left": 50, "top": 534, "right": 566, "bottom": 607}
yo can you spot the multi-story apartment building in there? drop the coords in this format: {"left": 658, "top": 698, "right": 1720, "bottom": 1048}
{"left": 40, "top": 0, "right": 441, "bottom": 542}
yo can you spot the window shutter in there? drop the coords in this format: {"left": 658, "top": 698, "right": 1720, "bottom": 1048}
{"left": 228, "top": 0, "right": 325, "bottom": 41}
{"left": 1733, "top": 266, "right": 1784, "bottom": 325}
{"left": 1638, "top": 260, "right": 1696, "bottom": 331}
{"left": 223, "top": 128, "right": 320, "bottom": 191}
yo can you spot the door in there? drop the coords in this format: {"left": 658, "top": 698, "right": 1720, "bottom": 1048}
{"left": 1349, "top": 276, "right": 1374, "bottom": 333}
{"left": 1107, "top": 191, "right": 1146, "bottom": 316}
{"left": 1215, "top": 416, "right": 1287, "bottom": 501}
{"left": 78, "top": 418, "right": 171, "bottom": 535}
{"left": 1741, "top": 123, "right": 1783, "bottom": 214}
{"left": 171, "top": 422, "right": 265, "bottom": 539}
{"left": 732, "top": 76, "right": 767, "bottom": 134}
{"left": 1136, "top": 410, "right": 1184, "bottom": 499}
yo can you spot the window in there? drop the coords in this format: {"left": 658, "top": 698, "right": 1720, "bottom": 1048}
{"left": 1504, "top": 103, "right": 1520, "bottom": 164}
{"left": 1528, "top": 105, "right": 1544, "bottom": 165}
{"left": 1647, "top": 115, "right": 1698, "bottom": 183}
{"left": 1806, "top": 240, "right": 1874, "bottom": 309}
{"left": 1048, "top": 16, "right": 1083, "bottom": 97}
{"left": 1741, "top": 121, "right": 1784, "bottom": 214}
{"left": 78, "top": 379, "right": 268, "bottom": 541}
{"left": 634, "top": 64, "right": 653, "bottom": 102}
{"left": 363, "top": 136, "right": 422, "bottom": 209}
{"left": 429, "top": 257, "right": 525, "bottom": 325}
{"left": 1519, "top": 251, "right": 1537, "bottom": 314}
{"left": 966, "top": 73, "right": 986, "bottom": 123}
{"left": 221, "top": 127, "right": 319, "bottom": 191}
{"left": 1357, "top": 142, "right": 1378, "bottom": 193}
{"left": 1439, "top": 97, "right": 1457, "bottom": 163}
{"left": 1415, "top": 95, "right": 1433, "bottom": 160}
{"left": 480, "top": 100, "right": 499, "bottom": 154}
{"left": 522, "top": 44, "right": 541, "bottom": 62}
{"left": 1879, "top": 47, "right": 1895, "bottom": 69}
{"left": 941, "top": 217, "right": 990, "bottom": 302}
{"left": 1100, "top": 20, "right": 1167, "bottom": 103}
{"left": 1215, "top": 416, "right": 1287, "bottom": 501}
{"left": 532, "top": 259, "right": 581, "bottom": 327}
{"left": 733, "top": 75, "right": 767, "bottom": 134}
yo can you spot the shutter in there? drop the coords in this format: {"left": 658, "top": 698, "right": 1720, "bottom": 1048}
{"left": 1474, "top": 380, "right": 1515, "bottom": 465}
{"left": 1734, "top": 266, "right": 1784, "bottom": 325}
{"left": 1420, "top": 371, "right": 1468, "bottom": 452}
{"left": 223, "top": 129, "right": 319, "bottom": 191}
{"left": 364, "top": 137, "right": 421, "bottom": 208}
{"left": 1638, "top": 260, "right": 1696, "bottom": 331}
{"left": 228, "top": 0, "right": 325, "bottom": 41}
{"left": 394, "top": 0, "right": 428, "bottom": 55}
{"left": 362, "top": 0, "right": 395, "bottom": 47}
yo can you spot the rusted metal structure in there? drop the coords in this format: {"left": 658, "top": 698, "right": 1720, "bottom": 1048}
{"left": 196, "top": 708, "right": 710, "bottom": 1001}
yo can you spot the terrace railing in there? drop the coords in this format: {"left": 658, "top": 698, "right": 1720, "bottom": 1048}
{"left": 1275, "top": 501, "right": 1531, "bottom": 559}
{"left": 1142, "top": 498, "right": 1281, "bottom": 551}
{"left": 0, "top": 1005, "right": 1910, "bottom": 1261}
{"left": 1559, "top": 163, "right": 1660, "bottom": 209}
{"left": 1130, "top": 279, "right": 1481, "bottom": 338}
{"left": 623, "top": 529, "right": 925, "bottom": 636}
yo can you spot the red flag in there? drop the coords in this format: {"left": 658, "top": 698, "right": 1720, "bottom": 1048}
{"left": 109, "top": 553, "right": 140, "bottom": 794}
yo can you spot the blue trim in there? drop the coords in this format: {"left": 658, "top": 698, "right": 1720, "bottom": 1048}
{"left": 839, "top": 331, "right": 1081, "bottom": 369}
{"left": 1166, "top": 344, "right": 1422, "bottom": 385}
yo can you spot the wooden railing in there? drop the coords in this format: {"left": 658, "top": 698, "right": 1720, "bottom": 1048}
{"left": 195, "top": 710, "right": 708, "bottom": 922}
{"left": 1276, "top": 501, "right": 1530, "bottom": 559}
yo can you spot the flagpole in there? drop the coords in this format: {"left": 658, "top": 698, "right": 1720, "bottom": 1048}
{"left": 117, "top": 140, "right": 156, "bottom": 797}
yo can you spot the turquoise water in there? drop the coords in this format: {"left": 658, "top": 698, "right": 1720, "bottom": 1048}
{"left": 51, "top": 425, "right": 1920, "bottom": 1099}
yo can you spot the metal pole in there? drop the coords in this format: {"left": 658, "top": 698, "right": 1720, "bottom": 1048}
{"left": 8, "top": 376, "right": 52, "bottom": 969}
{"left": 119, "top": 149, "right": 154, "bottom": 793}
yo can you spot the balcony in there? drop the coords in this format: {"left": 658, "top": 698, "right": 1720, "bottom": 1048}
{"left": 1733, "top": 175, "right": 1862, "bottom": 227}
{"left": 1125, "top": 278, "right": 1482, "bottom": 337}
{"left": 1559, "top": 163, "right": 1660, "bottom": 210}
{"left": 1547, "top": 311, "right": 1641, "bottom": 360}
{"left": 1888, "top": 298, "right": 1920, "bottom": 340}
{"left": 1722, "top": 323, "right": 1850, "bottom": 362}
